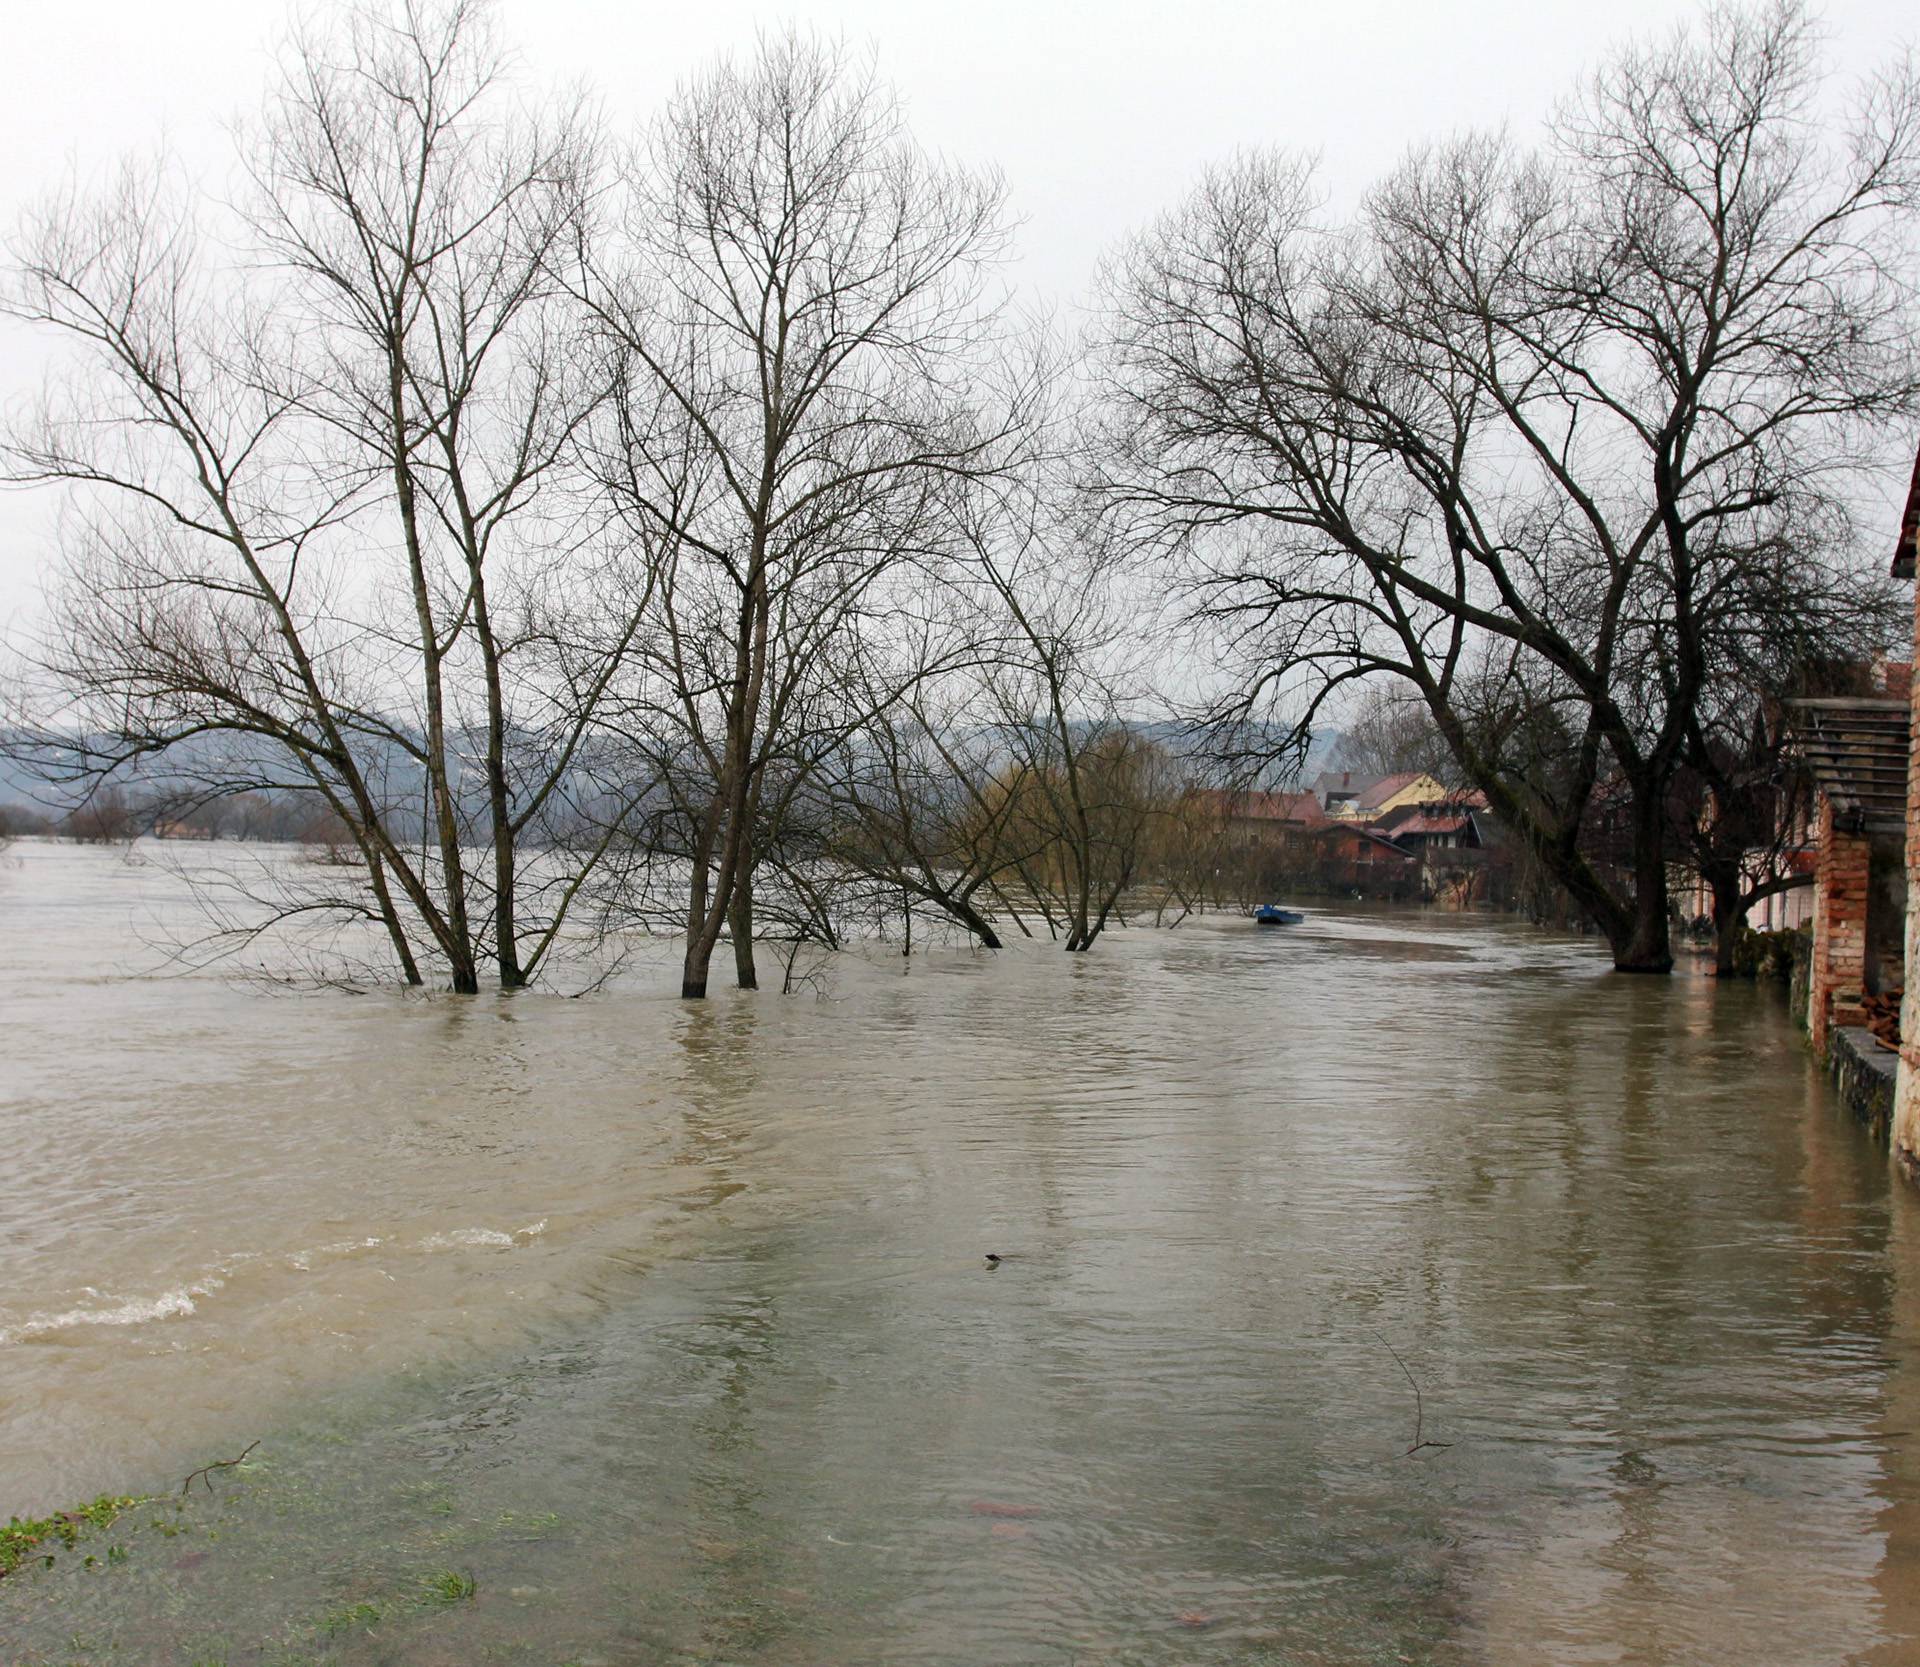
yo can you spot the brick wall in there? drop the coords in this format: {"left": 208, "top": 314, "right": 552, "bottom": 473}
{"left": 1897, "top": 579, "right": 1920, "bottom": 1169}
{"left": 1809, "top": 792, "right": 1872, "bottom": 1057}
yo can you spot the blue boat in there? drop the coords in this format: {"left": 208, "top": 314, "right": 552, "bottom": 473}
{"left": 1253, "top": 904, "right": 1305, "bottom": 926}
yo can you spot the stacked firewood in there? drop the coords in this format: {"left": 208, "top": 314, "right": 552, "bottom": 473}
{"left": 1861, "top": 989, "right": 1903, "bottom": 1052}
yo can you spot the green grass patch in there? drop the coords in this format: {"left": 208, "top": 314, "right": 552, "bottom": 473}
{"left": 320, "top": 1600, "right": 386, "bottom": 1636}
{"left": 419, "top": 1567, "right": 477, "bottom": 1604}
{"left": 311, "top": 1567, "right": 475, "bottom": 1645}
{"left": 1, "top": 1494, "right": 147, "bottom": 1578}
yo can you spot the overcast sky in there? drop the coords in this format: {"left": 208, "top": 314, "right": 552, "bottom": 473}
{"left": 0, "top": 0, "right": 1913, "bottom": 625}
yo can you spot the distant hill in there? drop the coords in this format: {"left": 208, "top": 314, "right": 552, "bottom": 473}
{"left": 1107, "top": 717, "right": 1342, "bottom": 788}
{"left": 1, "top": 714, "right": 1349, "bottom": 822}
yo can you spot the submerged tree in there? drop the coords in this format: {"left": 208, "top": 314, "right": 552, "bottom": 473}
{"left": 580, "top": 31, "right": 1032, "bottom": 998}
{"left": 5, "top": 0, "right": 643, "bottom": 991}
{"left": 1100, "top": 0, "right": 1919, "bottom": 971}
{"left": 813, "top": 689, "right": 1031, "bottom": 951}
{"left": 962, "top": 496, "right": 1167, "bottom": 953}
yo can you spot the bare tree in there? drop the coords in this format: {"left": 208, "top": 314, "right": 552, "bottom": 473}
{"left": 1335, "top": 683, "right": 1461, "bottom": 784}
{"left": 1141, "top": 785, "right": 1235, "bottom": 926}
{"left": 666, "top": 460, "right": 1168, "bottom": 964}
{"left": 5, "top": 0, "right": 643, "bottom": 991}
{"left": 815, "top": 687, "right": 1033, "bottom": 952}
{"left": 955, "top": 491, "right": 1168, "bottom": 953}
{"left": 1099, "top": 0, "right": 1919, "bottom": 971}
{"left": 805, "top": 506, "right": 1107, "bottom": 955}
{"left": 0, "top": 803, "right": 52, "bottom": 841}
{"left": 58, "top": 784, "right": 141, "bottom": 845}
{"left": 578, "top": 30, "right": 1030, "bottom": 998}
{"left": 1672, "top": 748, "right": 1811, "bottom": 971}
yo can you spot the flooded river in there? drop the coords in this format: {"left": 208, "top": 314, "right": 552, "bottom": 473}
{"left": 4, "top": 839, "right": 1920, "bottom": 1665}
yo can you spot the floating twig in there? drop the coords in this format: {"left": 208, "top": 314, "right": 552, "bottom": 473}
{"left": 180, "top": 1440, "right": 260, "bottom": 1496}
{"left": 1370, "top": 1331, "right": 1452, "bottom": 1456}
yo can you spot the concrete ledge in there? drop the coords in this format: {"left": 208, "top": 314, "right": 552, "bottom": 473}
{"left": 1830, "top": 1026, "right": 1898, "bottom": 1147}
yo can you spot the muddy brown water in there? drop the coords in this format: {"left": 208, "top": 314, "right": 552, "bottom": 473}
{"left": 4, "top": 838, "right": 1920, "bottom": 1665}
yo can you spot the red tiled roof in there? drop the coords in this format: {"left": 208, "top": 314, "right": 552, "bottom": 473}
{"left": 1895, "top": 442, "right": 1920, "bottom": 579}
{"left": 1190, "top": 788, "right": 1329, "bottom": 826}
{"left": 1388, "top": 812, "right": 1472, "bottom": 837}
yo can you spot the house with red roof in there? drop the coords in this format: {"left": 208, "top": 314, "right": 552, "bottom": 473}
{"left": 1313, "top": 821, "right": 1421, "bottom": 898}
{"left": 1371, "top": 793, "right": 1493, "bottom": 854}
{"left": 1188, "top": 788, "right": 1329, "bottom": 839}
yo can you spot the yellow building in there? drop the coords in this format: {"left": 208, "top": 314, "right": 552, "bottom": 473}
{"left": 1311, "top": 769, "right": 1454, "bottom": 821}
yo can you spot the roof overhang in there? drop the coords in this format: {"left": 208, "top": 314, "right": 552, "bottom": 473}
{"left": 1895, "top": 442, "right": 1920, "bottom": 579}
{"left": 1783, "top": 696, "right": 1910, "bottom": 837}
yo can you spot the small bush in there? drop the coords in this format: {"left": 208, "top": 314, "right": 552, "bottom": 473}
{"left": 1731, "top": 926, "right": 1802, "bottom": 980}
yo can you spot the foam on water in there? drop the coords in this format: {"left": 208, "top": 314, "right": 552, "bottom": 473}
{"left": 2, "top": 1219, "right": 551, "bottom": 1346}
{"left": 416, "top": 1221, "right": 547, "bottom": 1251}
{"left": 0, "top": 1279, "right": 220, "bottom": 1345}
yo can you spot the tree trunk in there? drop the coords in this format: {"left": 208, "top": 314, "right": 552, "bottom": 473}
{"left": 680, "top": 556, "right": 766, "bottom": 1002}
{"left": 368, "top": 850, "right": 423, "bottom": 986}
{"left": 730, "top": 845, "right": 758, "bottom": 990}
{"left": 681, "top": 946, "right": 712, "bottom": 1000}
{"left": 446, "top": 946, "right": 481, "bottom": 996}
{"left": 494, "top": 834, "right": 523, "bottom": 990}
{"left": 474, "top": 584, "right": 522, "bottom": 991}
{"left": 952, "top": 896, "right": 1001, "bottom": 950}
{"left": 389, "top": 360, "right": 475, "bottom": 994}
{"left": 1708, "top": 864, "right": 1745, "bottom": 976}
{"left": 682, "top": 801, "right": 719, "bottom": 1000}
{"left": 1610, "top": 811, "right": 1674, "bottom": 974}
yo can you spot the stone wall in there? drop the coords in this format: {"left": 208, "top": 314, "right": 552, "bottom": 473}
{"left": 1790, "top": 929, "right": 1897, "bottom": 1150}
{"left": 1832, "top": 1026, "right": 1898, "bottom": 1147}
